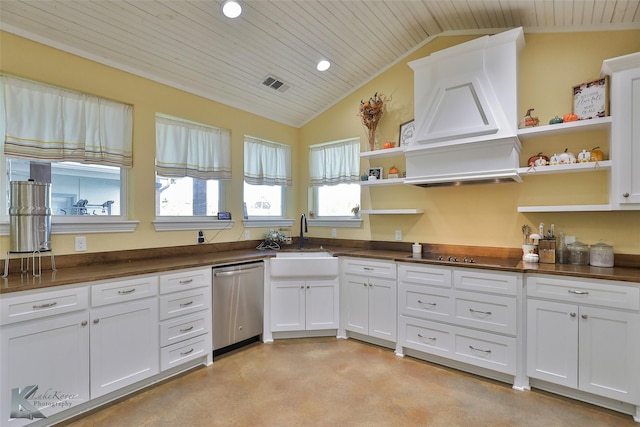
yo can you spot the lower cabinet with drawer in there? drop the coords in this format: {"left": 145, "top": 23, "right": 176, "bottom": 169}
{"left": 526, "top": 274, "right": 640, "bottom": 420}
{"left": 0, "top": 286, "right": 90, "bottom": 426}
{"left": 158, "top": 268, "right": 212, "bottom": 371}
{"left": 397, "top": 263, "right": 525, "bottom": 387}
{"left": 340, "top": 257, "right": 397, "bottom": 347}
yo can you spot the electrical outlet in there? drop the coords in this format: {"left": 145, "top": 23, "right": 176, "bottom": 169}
{"left": 197, "top": 230, "right": 205, "bottom": 244}
{"left": 395, "top": 230, "right": 402, "bottom": 241}
{"left": 331, "top": 228, "right": 337, "bottom": 238}
{"left": 244, "top": 230, "right": 251, "bottom": 240}
{"left": 75, "top": 236, "right": 87, "bottom": 252}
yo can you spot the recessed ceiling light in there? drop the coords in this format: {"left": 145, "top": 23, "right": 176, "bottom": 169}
{"left": 222, "top": 0, "right": 242, "bottom": 18}
{"left": 317, "top": 60, "right": 331, "bottom": 72}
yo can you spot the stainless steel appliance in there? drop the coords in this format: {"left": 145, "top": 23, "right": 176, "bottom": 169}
{"left": 9, "top": 180, "right": 52, "bottom": 252}
{"left": 212, "top": 261, "right": 264, "bottom": 357}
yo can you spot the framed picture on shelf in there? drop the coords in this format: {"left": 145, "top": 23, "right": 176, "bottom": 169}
{"left": 573, "top": 77, "right": 608, "bottom": 120}
{"left": 367, "top": 167, "right": 383, "bottom": 180}
{"left": 399, "top": 120, "right": 415, "bottom": 146}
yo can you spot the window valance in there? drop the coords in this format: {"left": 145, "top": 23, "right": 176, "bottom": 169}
{"left": 309, "top": 137, "right": 360, "bottom": 186}
{"left": 1, "top": 76, "right": 133, "bottom": 167}
{"left": 244, "top": 136, "right": 291, "bottom": 186}
{"left": 155, "top": 115, "right": 231, "bottom": 180}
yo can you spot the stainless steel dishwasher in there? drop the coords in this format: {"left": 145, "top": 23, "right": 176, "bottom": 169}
{"left": 212, "top": 261, "right": 264, "bottom": 357}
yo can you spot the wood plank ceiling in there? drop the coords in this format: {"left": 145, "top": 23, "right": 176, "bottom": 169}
{"left": 1, "top": 1, "right": 639, "bottom": 127}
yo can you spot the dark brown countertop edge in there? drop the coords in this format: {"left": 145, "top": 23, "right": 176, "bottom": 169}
{"left": 2, "top": 239, "right": 639, "bottom": 294}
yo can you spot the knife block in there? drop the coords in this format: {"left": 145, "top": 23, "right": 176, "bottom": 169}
{"left": 539, "top": 239, "right": 556, "bottom": 264}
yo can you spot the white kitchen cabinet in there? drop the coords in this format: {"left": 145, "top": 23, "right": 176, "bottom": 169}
{"left": 526, "top": 274, "right": 640, "bottom": 417}
{"left": 0, "top": 310, "right": 90, "bottom": 426}
{"left": 398, "top": 264, "right": 523, "bottom": 381}
{"left": 270, "top": 279, "right": 339, "bottom": 332}
{"left": 341, "top": 258, "right": 397, "bottom": 343}
{"left": 158, "top": 268, "right": 211, "bottom": 371}
{"left": 90, "top": 298, "right": 159, "bottom": 398}
{"left": 603, "top": 52, "right": 640, "bottom": 208}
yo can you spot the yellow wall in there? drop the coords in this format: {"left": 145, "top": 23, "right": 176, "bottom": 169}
{"left": 301, "top": 31, "right": 640, "bottom": 255}
{"left": 0, "top": 31, "right": 299, "bottom": 254}
{"left": 2, "top": 29, "right": 640, "bottom": 256}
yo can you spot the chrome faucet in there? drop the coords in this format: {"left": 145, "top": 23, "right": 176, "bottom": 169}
{"left": 299, "top": 213, "right": 308, "bottom": 249}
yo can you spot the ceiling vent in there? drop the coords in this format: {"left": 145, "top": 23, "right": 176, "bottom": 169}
{"left": 261, "top": 75, "right": 290, "bottom": 93}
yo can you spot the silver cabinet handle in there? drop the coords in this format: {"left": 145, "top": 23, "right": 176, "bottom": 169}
{"left": 33, "top": 302, "right": 57, "bottom": 309}
{"left": 118, "top": 288, "right": 136, "bottom": 294}
{"left": 180, "top": 326, "right": 194, "bottom": 333}
{"left": 179, "top": 279, "right": 194, "bottom": 285}
{"left": 570, "top": 312, "right": 577, "bottom": 317}
{"left": 93, "top": 318, "right": 100, "bottom": 324}
{"left": 417, "top": 300, "right": 436, "bottom": 307}
{"left": 581, "top": 314, "right": 588, "bottom": 319}
{"left": 81, "top": 321, "right": 88, "bottom": 326}
{"left": 623, "top": 192, "right": 630, "bottom": 197}
{"left": 180, "top": 301, "right": 194, "bottom": 307}
{"left": 469, "top": 308, "right": 492, "bottom": 316}
{"left": 568, "top": 290, "right": 589, "bottom": 295}
{"left": 180, "top": 348, "right": 194, "bottom": 356}
{"left": 363, "top": 283, "right": 367, "bottom": 287}
{"left": 417, "top": 334, "right": 436, "bottom": 341}
{"left": 363, "top": 267, "right": 374, "bottom": 271}
{"left": 469, "top": 345, "right": 491, "bottom": 354}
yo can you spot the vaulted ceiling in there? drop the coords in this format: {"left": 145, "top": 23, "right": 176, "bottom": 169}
{"left": 1, "top": 1, "right": 638, "bottom": 127}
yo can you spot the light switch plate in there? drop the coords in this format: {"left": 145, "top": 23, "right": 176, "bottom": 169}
{"left": 331, "top": 228, "right": 337, "bottom": 238}
{"left": 395, "top": 230, "right": 402, "bottom": 241}
{"left": 75, "top": 236, "right": 87, "bottom": 252}
{"left": 244, "top": 230, "right": 251, "bottom": 240}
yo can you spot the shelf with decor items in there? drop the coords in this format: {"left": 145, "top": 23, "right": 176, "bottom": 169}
{"left": 360, "top": 146, "right": 405, "bottom": 159}
{"left": 516, "top": 115, "right": 613, "bottom": 213}
{"left": 359, "top": 177, "right": 405, "bottom": 186}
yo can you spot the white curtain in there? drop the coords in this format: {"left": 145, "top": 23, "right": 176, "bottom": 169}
{"left": 309, "top": 138, "right": 360, "bottom": 186}
{"left": 156, "top": 116, "right": 231, "bottom": 180}
{"left": 2, "top": 76, "right": 133, "bottom": 167}
{"left": 244, "top": 136, "right": 291, "bottom": 186}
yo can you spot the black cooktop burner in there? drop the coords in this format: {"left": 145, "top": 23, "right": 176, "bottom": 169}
{"left": 407, "top": 253, "right": 521, "bottom": 268}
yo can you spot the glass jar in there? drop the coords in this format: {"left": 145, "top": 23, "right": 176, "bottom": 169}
{"left": 568, "top": 241, "right": 590, "bottom": 265}
{"left": 590, "top": 242, "right": 614, "bottom": 267}
{"left": 556, "top": 232, "right": 568, "bottom": 264}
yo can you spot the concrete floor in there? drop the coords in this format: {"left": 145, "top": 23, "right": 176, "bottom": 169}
{"left": 63, "top": 337, "right": 637, "bottom": 426}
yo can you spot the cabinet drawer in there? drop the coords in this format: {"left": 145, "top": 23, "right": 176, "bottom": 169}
{"left": 399, "top": 263, "right": 452, "bottom": 289}
{"left": 92, "top": 275, "right": 159, "bottom": 307}
{"left": 399, "top": 283, "right": 451, "bottom": 321}
{"left": 527, "top": 275, "right": 640, "bottom": 310}
{"left": 453, "top": 292, "right": 517, "bottom": 335}
{"left": 454, "top": 269, "right": 519, "bottom": 296}
{"left": 342, "top": 258, "right": 397, "bottom": 279}
{"left": 1, "top": 286, "right": 89, "bottom": 325}
{"left": 159, "top": 287, "right": 210, "bottom": 320}
{"left": 399, "top": 315, "right": 452, "bottom": 357}
{"left": 160, "top": 334, "right": 210, "bottom": 371}
{"left": 160, "top": 311, "right": 210, "bottom": 347}
{"left": 453, "top": 328, "right": 516, "bottom": 375}
{"left": 159, "top": 268, "right": 211, "bottom": 294}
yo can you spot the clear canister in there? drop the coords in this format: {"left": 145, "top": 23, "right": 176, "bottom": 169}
{"left": 567, "top": 241, "right": 590, "bottom": 265}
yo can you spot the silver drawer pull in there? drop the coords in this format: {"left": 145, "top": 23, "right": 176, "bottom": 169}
{"left": 118, "top": 288, "right": 136, "bottom": 294}
{"left": 417, "top": 300, "right": 436, "bottom": 307}
{"left": 363, "top": 267, "right": 374, "bottom": 271}
{"left": 180, "top": 326, "right": 194, "bottom": 333}
{"left": 179, "top": 279, "right": 194, "bottom": 285}
{"left": 180, "top": 348, "right": 194, "bottom": 356}
{"left": 417, "top": 333, "right": 436, "bottom": 341}
{"left": 180, "top": 301, "right": 194, "bottom": 307}
{"left": 33, "top": 302, "right": 57, "bottom": 309}
{"left": 568, "top": 290, "right": 589, "bottom": 295}
{"left": 469, "top": 345, "right": 491, "bottom": 354}
{"left": 469, "top": 308, "right": 492, "bottom": 316}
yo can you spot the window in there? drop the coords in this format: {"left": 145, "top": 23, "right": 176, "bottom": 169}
{"left": 155, "top": 115, "right": 231, "bottom": 219}
{"left": 244, "top": 136, "right": 291, "bottom": 218}
{"left": 309, "top": 138, "right": 361, "bottom": 218}
{"left": 0, "top": 76, "right": 133, "bottom": 232}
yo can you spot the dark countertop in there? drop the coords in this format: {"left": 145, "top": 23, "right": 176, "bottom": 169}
{"left": 2, "top": 246, "right": 640, "bottom": 295}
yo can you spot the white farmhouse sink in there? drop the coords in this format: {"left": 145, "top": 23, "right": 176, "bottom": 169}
{"left": 271, "top": 252, "right": 338, "bottom": 278}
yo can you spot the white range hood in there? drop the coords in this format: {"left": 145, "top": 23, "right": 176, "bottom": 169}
{"left": 404, "top": 28, "right": 525, "bottom": 187}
